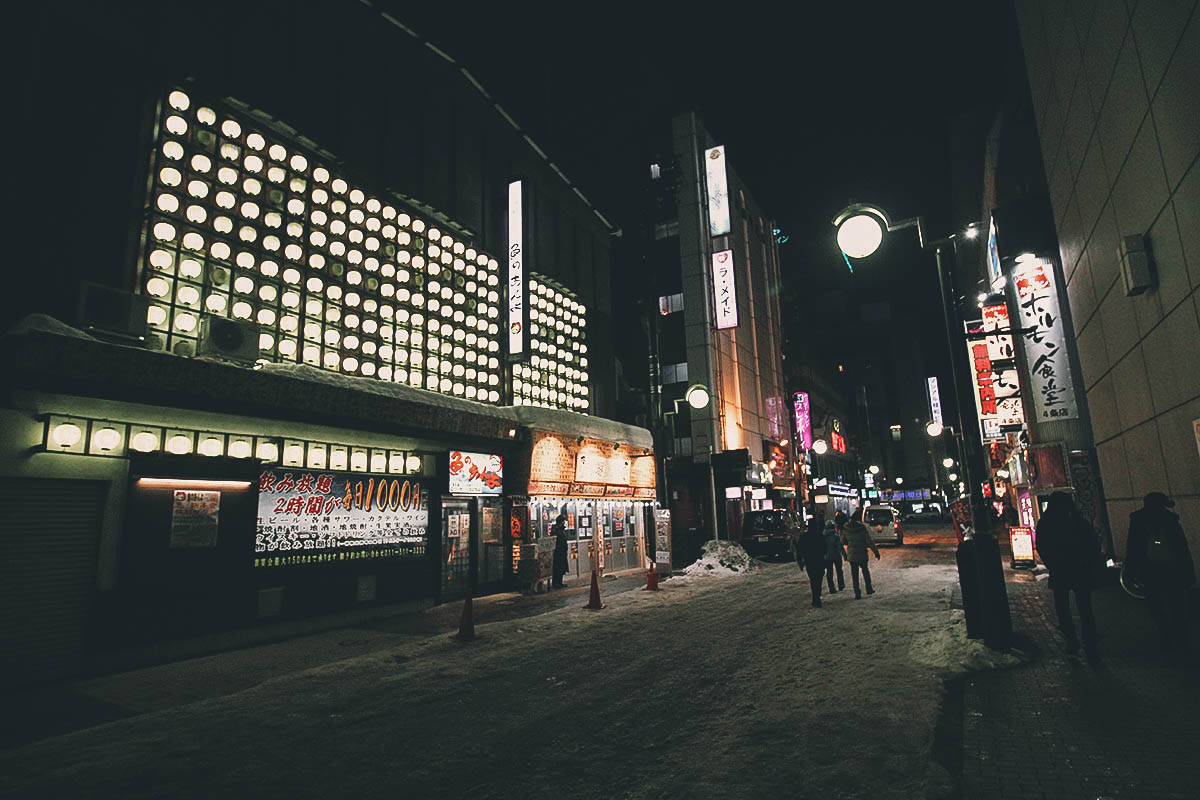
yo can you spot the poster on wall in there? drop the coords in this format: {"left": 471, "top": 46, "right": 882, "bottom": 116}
{"left": 170, "top": 490, "right": 220, "bottom": 548}
{"left": 255, "top": 469, "right": 428, "bottom": 566}
{"left": 575, "top": 451, "right": 632, "bottom": 485}
{"left": 1012, "top": 259, "right": 1078, "bottom": 421}
{"left": 448, "top": 451, "right": 503, "bottom": 495}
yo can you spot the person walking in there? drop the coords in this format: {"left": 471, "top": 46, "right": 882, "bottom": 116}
{"left": 1034, "top": 492, "right": 1100, "bottom": 659}
{"left": 1124, "top": 491, "right": 1195, "bottom": 659}
{"left": 822, "top": 516, "right": 846, "bottom": 594}
{"left": 551, "top": 512, "right": 569, "bottom": 589}
{"left": 839, "top": 509, "right": 880, "bottom": 599}
{"left": 795, "top": 511, "right": 829, "bottom": 608}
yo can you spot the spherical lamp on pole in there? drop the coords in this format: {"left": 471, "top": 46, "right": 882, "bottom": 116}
{"left": 812, "top": 439, "right": 829, "bottom": 455}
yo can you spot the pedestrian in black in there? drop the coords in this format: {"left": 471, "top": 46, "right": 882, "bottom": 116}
{"left": 1034, "top": 492, "right": 1100, "bottom": 659}
{"left": 1125, "top": 491, "right": 1195, "bottom": 658}
{"left": 823, "top": 516, "right": 846, "bottom": 593}
{"left": 795, "top": 512, "right": 829, "bottom": 608}
{"left": 551, "top": 512, "right": 569, "bottom": 589}
{"left": 839, "top": 509, "right": 880, "bottom": 598}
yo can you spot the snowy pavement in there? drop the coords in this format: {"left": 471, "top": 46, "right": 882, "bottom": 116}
{"left": 0, "top": 531, "right": 1018, "bottom": 799}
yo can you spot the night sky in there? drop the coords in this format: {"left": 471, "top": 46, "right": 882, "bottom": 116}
{"left": 386, "top": 2, "right": 1027, "bottom": 383}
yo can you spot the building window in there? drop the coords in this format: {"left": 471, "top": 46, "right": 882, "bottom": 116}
{"left": 673, "top": 437, "right": 693, "bottom": 456}
{"left": 654, "top": 220, "right": 679, "bottom": 240}
{"left": 649, "top": 163, "right": 661, "bottom": 180}
{"left": 662, "top": 362, "right": 688, "bottom": 384}
{"left": 890, "top": 425, "right": 902, "bottom": 442}
{"left": 658, "top": 293, "right": 683, "bottom": 315}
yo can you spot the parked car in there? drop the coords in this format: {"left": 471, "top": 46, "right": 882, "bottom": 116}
{"left": 861, "top": 505, "right": 903, "bottom": 545}
{"left": 904, "top": 509, "right": 947, "bottom": 525}
{"left": 740, "top": 509, "right": 801, "bottom": 559}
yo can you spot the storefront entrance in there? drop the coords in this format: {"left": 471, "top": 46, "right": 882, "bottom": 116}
{"left": 441, "top": 497, "right": 504, "bottom": 601}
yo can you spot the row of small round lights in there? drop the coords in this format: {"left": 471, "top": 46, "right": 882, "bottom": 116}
{"left": 144, "top": 88, "right": 502, "bottom": 404}
{"left": 46, "top": 417, "right": 424, "bottom": 471}
{"left": 516, "top": 275, "right": 589, "bottom": 411}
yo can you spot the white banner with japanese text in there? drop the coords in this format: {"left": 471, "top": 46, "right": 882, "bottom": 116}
{"left": 1013, "top": 260, "right": 1078, "bottom": 421}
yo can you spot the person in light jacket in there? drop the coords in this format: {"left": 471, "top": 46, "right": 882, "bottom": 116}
{"left": 822, "top": 517, "right": 846, "bottom": 594}
{"left": 837, "top": 509, "right": 880, "bottom": 599}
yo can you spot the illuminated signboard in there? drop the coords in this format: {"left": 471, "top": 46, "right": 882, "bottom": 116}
{"left": 448, "top": 450, "right": 503, "bottom": 495}
{"left": 830, "top": 430, "right": 846, "bottom": 453}
{"left": 986, "top": 216, "right": 1002, "bottom": 286}
{"left": 507, "top": 180, "right": 525, "bottom": 359}
{"left": 255, "top": 469, "right": 428, "bottom": 566}
{"left": 966, "top": 321, "right": 1003, "bottom": 440}
{"left": 927, "top": 377, "right": 943, "bottom": 426}
{"left": 1012, "top": 259, "right": 1078, "bottom": 421}
{"left": 575, "top": 451, "right": 632, "bottom": 485}
{"left": 704, "top": 145, "right": 731, "bottom": 237}
{"left": 792, "top": 391, "right": 812, "bottom": 450}
{"left": 1009, "top": 525, "right": 1035, "bottom": 565}
{"left": 711, "top": 249, "right": 738, "bottom": 329}
{"left": 981, "top": 302, "right": 1026, "bottom": 430}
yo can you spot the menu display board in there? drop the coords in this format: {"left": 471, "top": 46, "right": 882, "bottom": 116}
{"left": 170, "top": 490, "right": 220, "bottom": 548}
{"left": 255, "top": 469, "right": 429, "bottom": 566}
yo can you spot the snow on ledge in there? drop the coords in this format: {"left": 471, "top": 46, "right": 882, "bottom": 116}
{"left": 1, "top": 313, "right": 96, "bottom": 341}
{"left": 511, "top": 406, "right": 653, "bottom": 448}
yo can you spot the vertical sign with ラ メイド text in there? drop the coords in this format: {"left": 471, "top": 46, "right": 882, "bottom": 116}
{"left": 1012, "top": 259, "right": 1078, "bottom": 421}
{"left": 711, "top": 249, "right": 738, "bottom": 329}
{"left": 507, "top": 180, "right": 524, "bottom": 359}
{"left": 704, "top": 145, "right": 730, "bottom": 237}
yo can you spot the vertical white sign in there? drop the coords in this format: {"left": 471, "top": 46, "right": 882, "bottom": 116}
{"left": 711, "top": 249, "right": 738, "bottom": 329}
{"left": 704, "top": 145, "right": 730, "bottom": 237}
{"left": 1012, "top": 259, "right": 1078, "bottom": 421}
{"left": 507, "top": 180, "right": 524, "bottom": 358}
{"left": 927, "top": 377, "right": 943, "bottom": 426}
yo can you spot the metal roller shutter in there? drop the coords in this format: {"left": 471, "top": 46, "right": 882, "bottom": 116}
{"left": 0, "top": 478, "right": 106, "bottom": 686}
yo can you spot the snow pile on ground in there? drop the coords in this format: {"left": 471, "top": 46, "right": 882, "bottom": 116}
{"left": 908, "top": 609, "right": 1021, "bottom": 673}
{"left": 679, "top": 539, "right": 755, "bottom": 578}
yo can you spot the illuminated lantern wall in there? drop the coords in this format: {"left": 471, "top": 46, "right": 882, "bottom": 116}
{"left": 510, "top": 273, "right": 589, "bottom": 411}
{"left": 141, "top": 87, "right": 504, "bottom": 404}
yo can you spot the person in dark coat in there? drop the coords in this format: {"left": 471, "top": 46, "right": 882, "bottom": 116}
{"left": 551, "top": 513, "right": 569, "bottom": 588}
{"left": 1035, "top": 492, "right": 1100, "bottom": 658}
{"left": 795, "top": 513, "right": 830, "bottom": 608}
{"left": 822, "top": 517, "right": 846, "bottom": 593}
{"left": 838, "top": 509, "right": 880, "bottom": 599}
{"left": 1125, "top": 491, "right": 1195, "bottom": 657}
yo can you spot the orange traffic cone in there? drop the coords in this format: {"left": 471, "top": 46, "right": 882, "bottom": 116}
{"left": 453, "top": 587, "right": 477, "bottom": 641}
{"left": 643, "top": 563, "right": 660, "bottom": 591}
{"left": 583, "top": 569, "right": 605, "bottom": 610}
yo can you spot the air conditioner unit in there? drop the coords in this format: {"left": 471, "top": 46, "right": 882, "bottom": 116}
{"left": 77, "top": 282, "right": 150, "bottom": 342}
{"left": 197, "top": 314, "right": 260, "bottom": 365}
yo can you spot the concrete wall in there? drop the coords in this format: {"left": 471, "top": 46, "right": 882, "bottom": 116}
{"left": 1015, "top": 0, "right": 1200, "bottom": 555}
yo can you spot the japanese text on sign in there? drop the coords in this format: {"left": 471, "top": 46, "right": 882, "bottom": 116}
{"left": 982, "top": 302, "right": 1026, "bottom": 430}
{"left": 1013, "top": 259, "right": 1078, "bottom": 420}
{"left": 255, "top": 469, "right": 428, "bottom": 566}
{"left": 710, "top": 249, "right": 738, "bottom": 329}
{"left": 507, "top": 180, "right": 524, "bottom": 358}
{"left": 448, "top": 451, "right": 503, "bottom": 495}
{"left": 792, "top": 391, "right": 812, "bottom": 450}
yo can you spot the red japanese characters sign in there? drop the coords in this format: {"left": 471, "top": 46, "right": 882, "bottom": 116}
{"left": 448, "top": 451, "right": 503, "bottom": 495}
{"left": 255, "top": 469, "right": 429, "bottom": 566}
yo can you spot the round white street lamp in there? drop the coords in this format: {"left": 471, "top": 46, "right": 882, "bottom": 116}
{"left": 836, "top": 213, "right": 884, "bottom": 258}
{"left": 926, "top": 421, "right": 944, "bottom": 437}
{"left": 869, "top": 465, "right": 880, "bottom": 475}
{"left": 685, "top": 383, "right": 710, "bottom": 410}
{"left": 812, "top": 439, "right": 829, "bottom": 455}
{"left": 895, "top": 477, "right": 904, "bottom": 485}
{"left": 942, "top": 457, "right": 955, "bottom": 468}
{"left": 948, "top": 472, "right": 958, "bottom": 482}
